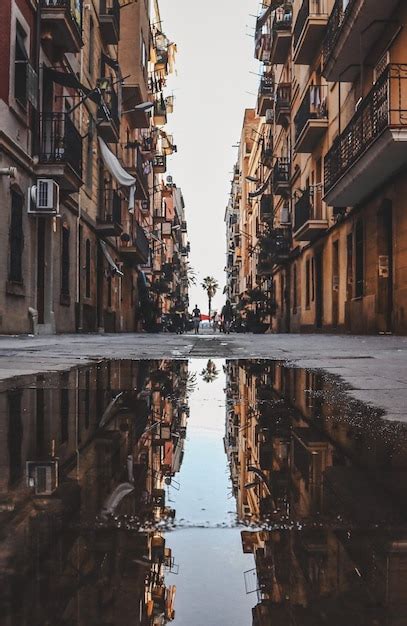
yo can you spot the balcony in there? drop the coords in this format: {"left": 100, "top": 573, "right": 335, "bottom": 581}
{"left": 99, "top": 0, "right": 120, "bottom": 46}
{"left": 96, "top": 189, "right": 123, "bottom": 237}
{"left": 294, "top": 187, "right": 328, "bottom": 241}
{"left": 259, "top": 229, "right": 291, "bottom": 269}
{"left": 270, "top": 7, "right": 292, "bottom": 65}
{"left": 259, "top": 194, "right": 273, "bottom": 222}
{"left": 257, "top": 75, "right": 274, "bottom": 117}
{"left": 153, "top": 206, "right": 167, "bottom": 223}
{"left": 153, "top": 97, "right": 167, "bottom": 126}
{"left": 97, "top": 79, "right": 119, "bottom": 143}
{"left": 37, "top": 113, "right": 82, "bottom": 192}
{"left": 119, "top": 222, "right": 150, "bottom": 265}
{"left": 39, "top": 0, "right": 82, "bottom": 54}
{"left": 275, "top": 83, "right": 291, "bottom": 126}
{"left": 153, "top": 154, "right": 167, "bottom": 174}
{"left": 324, "top": 65, "right": 407, "bottom": 207}
{"left": 293, "top": 0, "right": 328, "bottom": 65}
{"left": 322, "top": 0, "right": 400, "bottom": 82}
{"left": 294, "top": 84, "right": 328, "bottom": 153}
{"left": 261, "top": 140, "right": 273, "bottom": 167}
{"left": 272, "top": 157, "right": 290, "bottom": 195}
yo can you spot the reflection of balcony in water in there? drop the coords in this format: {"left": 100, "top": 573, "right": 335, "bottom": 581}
{"left": 225, "top": 359, "right": 407, "bottom": 626}
{"left": 0, "top": 359, "right": 189, "bottom": 625}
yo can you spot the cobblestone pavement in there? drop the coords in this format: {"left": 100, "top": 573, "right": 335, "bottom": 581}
{"left": 0, "top": 331, "right": 407, "bottom": 420}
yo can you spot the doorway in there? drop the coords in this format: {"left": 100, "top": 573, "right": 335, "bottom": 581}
{"left": 332, "top": 240, "right": 339, "bottom": 328}
{"left": 37, "top": 218, "right": 45, "bottom": 324}
{"left": 315, "top": 250, "right": 324, "bottom": 329}
{"left": 377, "top": 202, "right": 393, "bottom": 333}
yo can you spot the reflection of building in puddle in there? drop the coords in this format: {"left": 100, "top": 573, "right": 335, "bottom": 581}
{"left": 225, "top": 360, "right": 407, "bottom": 626}
{"left": 0, "top": 359, "right": 189, "bottom": 625}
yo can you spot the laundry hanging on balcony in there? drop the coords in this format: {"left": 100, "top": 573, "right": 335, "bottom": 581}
{"left": 99, "top": 239, "right": 124, "bottom": 277}
{"left": 98, "top": 137, "right": 137, "bottom": 210}
{"left": 248, "top": 170, "right": 273, "bottom": 199}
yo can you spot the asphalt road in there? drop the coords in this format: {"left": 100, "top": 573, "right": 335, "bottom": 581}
{"left": 0, "top": 330, "right": 407, "bottom": 421}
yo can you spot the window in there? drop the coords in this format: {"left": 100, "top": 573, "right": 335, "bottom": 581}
{"left": 8, "top": 390, "right": 23, "bottom": 486}
{"left": 86, "top": 117, "right": 94, "bottom": 189}
{"left": 355, "top": 219, "right": 364, "bottom": 298}
{"left": 60, "top": 383, "right": 69, "bottom": 444}
{"left": 293, "top": 264, "right": 297, "bottom": 312}
{"left": 88, "top": 16, "right": 94, "bottom": 76}
{"left": 85, "top": 239, "right": 91, "bottom": 298}
{"left": 9, "top": 190, "right": 24, "bottom": 283}
{"left": 346, "top": 232, "right": 353, "bottom": 300}
{"left": 14, "top": 24, "right": 28, "bottom": 106}
{"left": 311, "top": 257, "right": 315, "bottom": 301}
{"left": 61, "top": 223, "right": 70, "bottom": 298}
{"left": 305, "top": 259, "right": 310, "bottom": 309}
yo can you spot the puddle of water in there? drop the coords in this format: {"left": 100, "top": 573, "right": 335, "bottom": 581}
{"left": 0, "top": 358, "right": 407, "bottom": 625}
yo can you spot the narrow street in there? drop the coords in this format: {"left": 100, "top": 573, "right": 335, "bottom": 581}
{"left": 1, "top": 335, "right": 407, "bottom": 625}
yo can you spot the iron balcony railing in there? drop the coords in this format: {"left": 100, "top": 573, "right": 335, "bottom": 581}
{"left": 276, "top": 83, "right": 291, "bottom": 113}
{"left": 97, "top": 79, "right": 119, "bottom": 128}
{"left": 294, "top": 187, "right": 324, "bottom": 231}
{"left": 134, "top": 222, "right": 150, "bottom": 263}
{"left": 99, "top": 0, "right": 120, "bottom": 35}
{"left": 39, "top": 112, "right": 82, "bottom": 177}
{"left": 101, "top": 188, "right": 122, "bottom": 225}
{"left": 322, "top": 0, "right": 351, "bottom": 68}
{"left": 294, "top": 84, "right": 328, "bottom": 141}
{"left": 260, "top": 194, "right": 273, "bottom": 221}
{"left": 324, "top": 64, "right": 407, "bottom": 194}
{"left": 259, "top": 75, "right": 274, "bottom": 98}
{"left": 273, "top": 157, "right": 290, "bottom": 186}
{"left": 272, "top": 6, "right": 293, "bottom": 33}
{"left": 39, "top": 0, "right": 82, "bottom": 34}
{"left": 293, "top": 0, "right": 327, "bottom": 47}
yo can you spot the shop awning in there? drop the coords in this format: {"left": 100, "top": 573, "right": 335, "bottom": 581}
{"left": 248, "top": 170, "right": 273, "bottom": 198}
{"left": 100, "top": 240, "right": 124, "bottom": 276}
{"left": 98, "top": 138, "right": 137, "bottom": 210}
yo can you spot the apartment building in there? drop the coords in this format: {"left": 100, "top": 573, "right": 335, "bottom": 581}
{"left": 0, "top": 0, "right": 189, "bottom": 335}
{"left": 228, "top": 0, "right": 407, "bottom": 335}
{"left": 0, "top": 358, "right": 188, "bottom": 623}
{"left": 225, "top": 359, "right": 407, "bottom": 624}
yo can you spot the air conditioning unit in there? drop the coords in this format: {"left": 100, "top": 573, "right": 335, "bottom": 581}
{"left": 265, "top": 109, "right": 274, "bottom": 124}
{"left": 280, "top": 206, "right": 291, "bottom": 225}
{"left": 26, "top": 460, "right": 59, "bottom": 496}
{"left": 28, "top": 179, "right": 60, "bottom": 215}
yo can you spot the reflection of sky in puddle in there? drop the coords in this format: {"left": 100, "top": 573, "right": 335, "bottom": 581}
{"left": 169, "top": 359, "right": 233, "bottom": 527}
{"left": 166, "top": 360, "right": 256, "bottom": 624}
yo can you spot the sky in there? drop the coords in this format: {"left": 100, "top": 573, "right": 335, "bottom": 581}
{"left": 158, "top": 0, "right": 260, "bottom": 314}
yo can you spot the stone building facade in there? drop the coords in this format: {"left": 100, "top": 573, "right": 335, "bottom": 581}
{"left": 227, "top": 0, "right": 407, "bottom": 335}
{"left": 0, "top": 0, "right": 189, "bottom": 334}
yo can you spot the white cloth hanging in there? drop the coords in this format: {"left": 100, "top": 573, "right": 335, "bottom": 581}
{"left": 98, "top": 137, "right": 137, "bottom": 211}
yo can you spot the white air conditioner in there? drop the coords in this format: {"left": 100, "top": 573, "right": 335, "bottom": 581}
{"left": 280, "top": 206, "right": 291, "bottom": 224}
{"left": 28, "top": 179, "right": 60, "bottom": 215}
{"left": 265, "top": 109, "right": 274, "bottom": 124}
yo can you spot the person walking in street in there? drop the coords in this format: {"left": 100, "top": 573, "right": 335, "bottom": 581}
{"left": 192, "top": 305, "right": 201, "bottom": 334}
{"left": 212, "top": 311, "right": 220, "bottom": 333}
{"left": 221, "top": 300, "right": 234, "bottom": 334}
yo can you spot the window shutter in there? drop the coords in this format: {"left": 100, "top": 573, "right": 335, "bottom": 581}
{"left": 26, "top": 63, "right": 38, "bottom": 109}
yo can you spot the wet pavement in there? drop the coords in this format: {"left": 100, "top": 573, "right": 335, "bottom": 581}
{"left": 1, "top": 356, "right": 407, "bottom": 624}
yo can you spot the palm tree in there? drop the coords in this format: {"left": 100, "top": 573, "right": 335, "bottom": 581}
{"left": 200, "top": 359, "right": 219, "bottom": 383}
{"left": 201, "top": 276, "right": 219, "bottom": 319}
